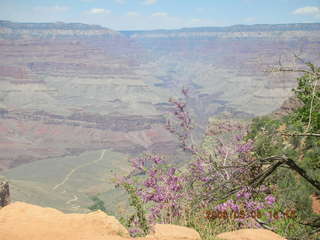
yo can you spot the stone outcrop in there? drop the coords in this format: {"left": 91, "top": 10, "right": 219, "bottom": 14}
{"left": 0, "top": 202, "right": 291, "bottom": 240}
{"left": 272, "top": 96, "right": 303, "bottom": 119}
{"left": 216, "top": 229, "right": 287, "bottom": 240}
{"left": 0, "top": 202, "right": 201, "bottom": 240}
{"left": 0, "top": 176, "right": 10, "bottom": 207}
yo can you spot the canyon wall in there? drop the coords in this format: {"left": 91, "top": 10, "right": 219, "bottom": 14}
{"left": 0, "top": 21, "right": 319, "bottom": 212}
{"left": 1, "top": 21, "right": 320, "bottom": 170}
{"left": 0, "top": 21, "right": 176, "bottom": 171}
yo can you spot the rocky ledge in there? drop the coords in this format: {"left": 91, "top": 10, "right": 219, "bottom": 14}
{"left": 0, "top": 201, "right": 287, "bottom": 240}
{"left": 0, "top": 202, "right": 201, "bottom": 240}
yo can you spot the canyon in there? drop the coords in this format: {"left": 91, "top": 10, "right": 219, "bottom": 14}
{"left": 0, "top": 20, "right": 319, "bottom": 212}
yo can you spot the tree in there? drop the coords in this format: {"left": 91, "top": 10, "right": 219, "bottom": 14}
{"left": 88, "top": 195, "right": 107, "bottom": 212}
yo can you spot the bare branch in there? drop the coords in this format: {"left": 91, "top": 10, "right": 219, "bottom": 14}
{"left": 265, "top": 67, "right": 320, "bottom": 77}
{"left": 305, "top": 78, "right": 319, "bottom": 132}
{"left": 285, "top": 157, "right": 320, "bottom": 191}
{"left": 208, "top": 155, "right": 320, "bottom": 203}
{"left": 281, "top": 133, "right": 320, "bottom": 137}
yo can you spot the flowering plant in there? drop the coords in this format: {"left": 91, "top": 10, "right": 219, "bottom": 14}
{"left": 117, "top": 88, "right": 280, "bottom": 236}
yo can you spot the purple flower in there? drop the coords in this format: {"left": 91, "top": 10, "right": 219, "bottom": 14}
{"left": 237, "top": 140, "right": 254, "bottom": 153}
{"left": 215, "top": 202, "right": 228, "bottom": 212}
{"left": 246, "top": 201, "right": 258, "bottom": 211}
{"left": 129, "top": 227, "right": 142, "bottom": 237}
{"left": 149, "top": 169, "right": 158, "bottom": 177}
{"left": 167, "top": 167, "right": 176, "bottom": 176}
{"left": 243, "top": 192, "right": 251, "bottom": 199}
{"left": 228, "top": 200, "right": 240, "bottom": 212}
{"left": 236, "top": 189, "right": 251, "bottom": 200}
{"left": 152, "top": 156, "right": 163, "bottom": 164}
{"left": 144, "top": 177, "right": 157, "bottom": 188}
{"left": 265, "top": 195, "right": 276, "bottom": 205}
{"left": 129, "top": 157, "right": 145, "bottom": 170}
{"left": 256, "top": 202, "right": 265, "bottom": 210}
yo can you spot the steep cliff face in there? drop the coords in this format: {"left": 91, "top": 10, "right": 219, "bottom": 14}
{"left": 0, "top": 21, "right": 174, "bottom": 170}
{"left": 123, "top": 23, "right": 320, "bottom": 118}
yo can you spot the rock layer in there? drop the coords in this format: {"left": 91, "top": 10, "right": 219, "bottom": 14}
{"left": 0, "top": 20, "right": 173, "bottom": 171}
{"left": 1, "top": 21, "right": 320, "bottom": 171}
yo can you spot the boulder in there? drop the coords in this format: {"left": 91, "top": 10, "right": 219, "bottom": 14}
{"left": 147, "top": 224, "right": 201, "bottom": 240}
{"left": 216, "top": 229, "right": 287, "bottom": 240}
{"left": 0, "top": 202, "right": 201, "bottom": 240}
{"left": 0, "top": 176, "right": 10, "bottom": 207}
{"left": 0, "top": 201, "right": 130, "bottom": 240}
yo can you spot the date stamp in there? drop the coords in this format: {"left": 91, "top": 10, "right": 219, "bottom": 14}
{"left": 205, "top": 209, "right": 297, "bottom": 220}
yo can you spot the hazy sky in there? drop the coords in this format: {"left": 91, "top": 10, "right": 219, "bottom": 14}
{"left": 1, "top": 0, "right": 320, "bottom": 30}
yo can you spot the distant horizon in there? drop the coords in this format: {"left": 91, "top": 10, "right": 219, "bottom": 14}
{"left": 1, "top": 0, "right": 319, "bottom": 30}
{"left": 1, "top": 19, "right": 320, "bottom": 32}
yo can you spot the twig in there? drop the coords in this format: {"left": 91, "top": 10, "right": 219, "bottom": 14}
{"left": 209, "top": 155, "right": 320, "bottom": 202}
{"left": 281, "top": 133, "right": 320, "bottom": 137}
{"left": 266, "top": 67, "right": 320, "bottom": 78}
{"left": 305, "top": 78, "right": 318, "bottom": 133}
{"left": 255, "top": 218, "right": 274, "bottom": 231}
{"left": 258, "top": 155, "right": 320, "bottom": 191}
{"left": 285, "top": 157, "right": 320, "bottom": 191}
